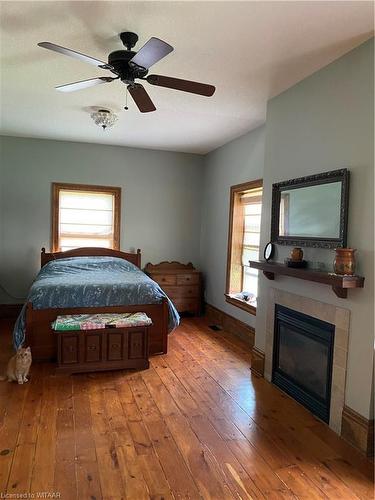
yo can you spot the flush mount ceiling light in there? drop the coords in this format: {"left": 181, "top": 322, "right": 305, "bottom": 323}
{"left": 90, "top": 109, "right": 118, "bottom": 130}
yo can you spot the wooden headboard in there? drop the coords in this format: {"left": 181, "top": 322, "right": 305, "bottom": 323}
{"left": 41, "top": 247, "right": 141, "bottom": 269}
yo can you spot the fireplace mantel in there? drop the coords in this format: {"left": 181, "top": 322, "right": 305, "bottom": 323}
{"left": 249, "top": 260, "right": 365, "bottom": 298}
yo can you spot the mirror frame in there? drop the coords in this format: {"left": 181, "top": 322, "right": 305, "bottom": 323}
{"left": 271, "top": 168, "right": 350, "bottom": 249}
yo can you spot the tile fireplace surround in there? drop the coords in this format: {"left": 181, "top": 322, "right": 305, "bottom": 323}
{"left": 264, "top": 288, "right": 350, "bottom": 434}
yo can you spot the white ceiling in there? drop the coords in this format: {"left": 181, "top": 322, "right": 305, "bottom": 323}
{"left": 0, "top": 1, "right": 373, "bottom": 154}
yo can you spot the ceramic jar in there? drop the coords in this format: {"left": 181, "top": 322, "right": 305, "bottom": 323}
{"left": 334, "top": 248, "right": 356, "bottom": 275}
{"left": 290, "top": 247, "right": 303, "bottom": 262}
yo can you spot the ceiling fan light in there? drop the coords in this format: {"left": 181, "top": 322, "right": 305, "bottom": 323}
{"left": 91, "top": 109, "right": 118, "bottom": 130}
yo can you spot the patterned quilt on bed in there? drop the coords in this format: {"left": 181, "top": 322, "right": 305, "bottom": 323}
{"left": 13, "top": 256, "right": 180, "bottom": 349}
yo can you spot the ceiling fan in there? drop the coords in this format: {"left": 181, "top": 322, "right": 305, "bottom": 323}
{"left": 38, "top": 32, "right": 216, "bottom": 113}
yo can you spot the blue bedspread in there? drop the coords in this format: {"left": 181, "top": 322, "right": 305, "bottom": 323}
{"left": 13, "top": 256, "right": 180, "bottom": 349}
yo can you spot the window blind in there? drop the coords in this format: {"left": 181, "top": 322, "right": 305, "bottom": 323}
{"left": 58, "top": 190, "right": 115, "bottom": 251}
{"left": 240, "top": 187, "right": 263, "bottom": 296}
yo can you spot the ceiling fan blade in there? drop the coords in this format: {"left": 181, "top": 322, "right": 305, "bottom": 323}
{"left": 147, "top": 74, "right": 215, "bottom": 97}
{"left": 129, "top": 37, "right": 173, "bottom": 70}
{"left": 56, "top": 77, "right": 116, "bottom": 93}
{"left": 127, "top": 84, "right": 156, "bottom": 113}
{"left": 38, "top": 42, "right": 114, "bottom": 71}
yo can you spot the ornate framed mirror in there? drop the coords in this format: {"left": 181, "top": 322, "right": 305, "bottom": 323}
{"left": 270, "top": 168, "right": 350, "bottom": 249}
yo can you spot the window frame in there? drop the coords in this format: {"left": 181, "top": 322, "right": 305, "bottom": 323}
{"left": 51, "top": 182, "right": 121, "bottom": 252}
{"left": 225, "top": 179, "right": 263, "bottom": 316}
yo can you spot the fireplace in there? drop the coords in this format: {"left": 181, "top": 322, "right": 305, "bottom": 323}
{"left": 272, "top": 304, "right": 335, "bottom": 423}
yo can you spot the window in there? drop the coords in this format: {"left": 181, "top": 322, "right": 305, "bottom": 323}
{"left": 225, "top": 179, "right": 263, "bottom": 314}
{"left": 52, "top": 183, "right": 121, "bottom": 252}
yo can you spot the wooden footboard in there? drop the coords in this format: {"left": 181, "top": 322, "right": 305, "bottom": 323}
{"left": 26, "top": 299, "right": 169, "bottom": 362}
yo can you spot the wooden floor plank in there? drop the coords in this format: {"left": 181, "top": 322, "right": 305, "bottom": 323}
{"left": 30, "top": 365, "right": 58, "bottom": 494}
{"left": 149, "top": 355, "right": 296, "bottom": 498}
{"left": 6, "top": 364, "right": 44, "bottom": 494}
{"left": 226, "top": 439, "right": 296, "bottom": 499}
{"left": 308, "top": 423, "right": 374, "bottom": 480}
{"left": 187, "top": 413, "right": 268, "bottom": 499}
{"left": 169, "top": 328, "right": 372, "bottom": 500}
{"left": 275, "top": 465, "right": 328, "bottom": 499}
{"left": 102, "top": 375, "right": 151, "bottom": 500}
{"left": 73, "top": 374, "right": 103, "bottom": 500}
{"left": 171, "top": 328, "right": 363, "bottom": 499}
{"left": 170, "top": 335, "right": 297, "bottom": 470}
{"left": 149, "top": 355, "right": 275, "bottom": 498}
{"left": 159, "top": 350, "right": 246, "bottom": 440}
{"left": 87, "top": 373, "right": 127, "bottom": 499}
{"left": 321, "top": 458, "right": 374, "bottom": 499}
{"left": 1, "top": 317, "right": 373, "bottom": 500}
{"left": 114, "top": 374, "right": 175, "bottom": 499}
{"left": 142, "top": 366, "right": 241, "bottom": 499}
{"left": 0, "top": 376, "right": 30, "bottom": 492}
{"left": 128, "top": 375, "right": 203, "bottom": 499}
{"left": 53, "top": 375, "right": 78, "bottom": 500}
{"left": 165, "top": 412, "right": 234, "bottom": 499}
{"left": 173, "top": 336, "right": 362, "bottom": 497}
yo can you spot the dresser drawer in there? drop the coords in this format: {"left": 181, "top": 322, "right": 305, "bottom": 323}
{"left": 176, "top": 274, "right": 199, "bottom": 285}
{"left": 172, "top": 297, "right": 199, "bottom": 313}
{"left": 153, "top": 274, "right": 177, "bottom": 286}
{"left": 163, "top": 285, "right": 199, "bottom": 298}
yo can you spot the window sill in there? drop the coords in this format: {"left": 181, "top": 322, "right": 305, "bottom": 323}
{"left": 225, "top": 294, "right": 256, "bottom": 316}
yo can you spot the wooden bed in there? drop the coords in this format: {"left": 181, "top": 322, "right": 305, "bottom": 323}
{"left": 26, "top": 247, "right": 169, "bottom": 361}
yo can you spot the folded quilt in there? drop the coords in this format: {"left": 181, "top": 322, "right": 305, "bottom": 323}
{"left": 52, "top": 312, "right": 152, "bottom": 331}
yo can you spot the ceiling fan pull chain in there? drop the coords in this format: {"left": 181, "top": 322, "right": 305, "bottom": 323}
{"left": 124, "top": 88, "right": 129, "bottom": 110}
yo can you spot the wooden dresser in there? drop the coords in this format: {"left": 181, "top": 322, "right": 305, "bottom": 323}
{"left": 145, "top": 261, "right": 202, "bottom": 316}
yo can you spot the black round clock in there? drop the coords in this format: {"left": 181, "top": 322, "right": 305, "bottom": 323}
{"left": 264, "top": 242, "right": 274, "bottom": 261}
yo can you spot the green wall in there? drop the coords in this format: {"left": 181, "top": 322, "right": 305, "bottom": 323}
{"left": 256, "top": 38, "right": 374, "bottom": 418}
{"left": 0, "top": 137, "right": 203, "bottom": 300}
{"left": 200, "top": 125, "right": 266, "bottom": 328}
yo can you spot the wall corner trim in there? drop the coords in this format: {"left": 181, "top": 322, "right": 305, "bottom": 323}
{"left": 204, "top": 302, "right": 254, "bottom": 347}
{"left": 250, "top": 346, "right": 265, "bottom": 377}
{"left": 341, "top": 405, "right": 374, "bottom": 457}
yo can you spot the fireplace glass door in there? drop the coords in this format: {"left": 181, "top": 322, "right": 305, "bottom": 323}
{"left": 272, "top": 305, "right": 335, "bottom": 423}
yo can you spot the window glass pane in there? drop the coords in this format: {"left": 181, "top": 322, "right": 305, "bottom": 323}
{"left": 242, "top": 265, "right": 259, "bottom": 297}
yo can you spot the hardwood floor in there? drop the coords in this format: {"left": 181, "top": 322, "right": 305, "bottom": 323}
{"left": 0, "top": 317, "right": 373, "bottom": 499}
